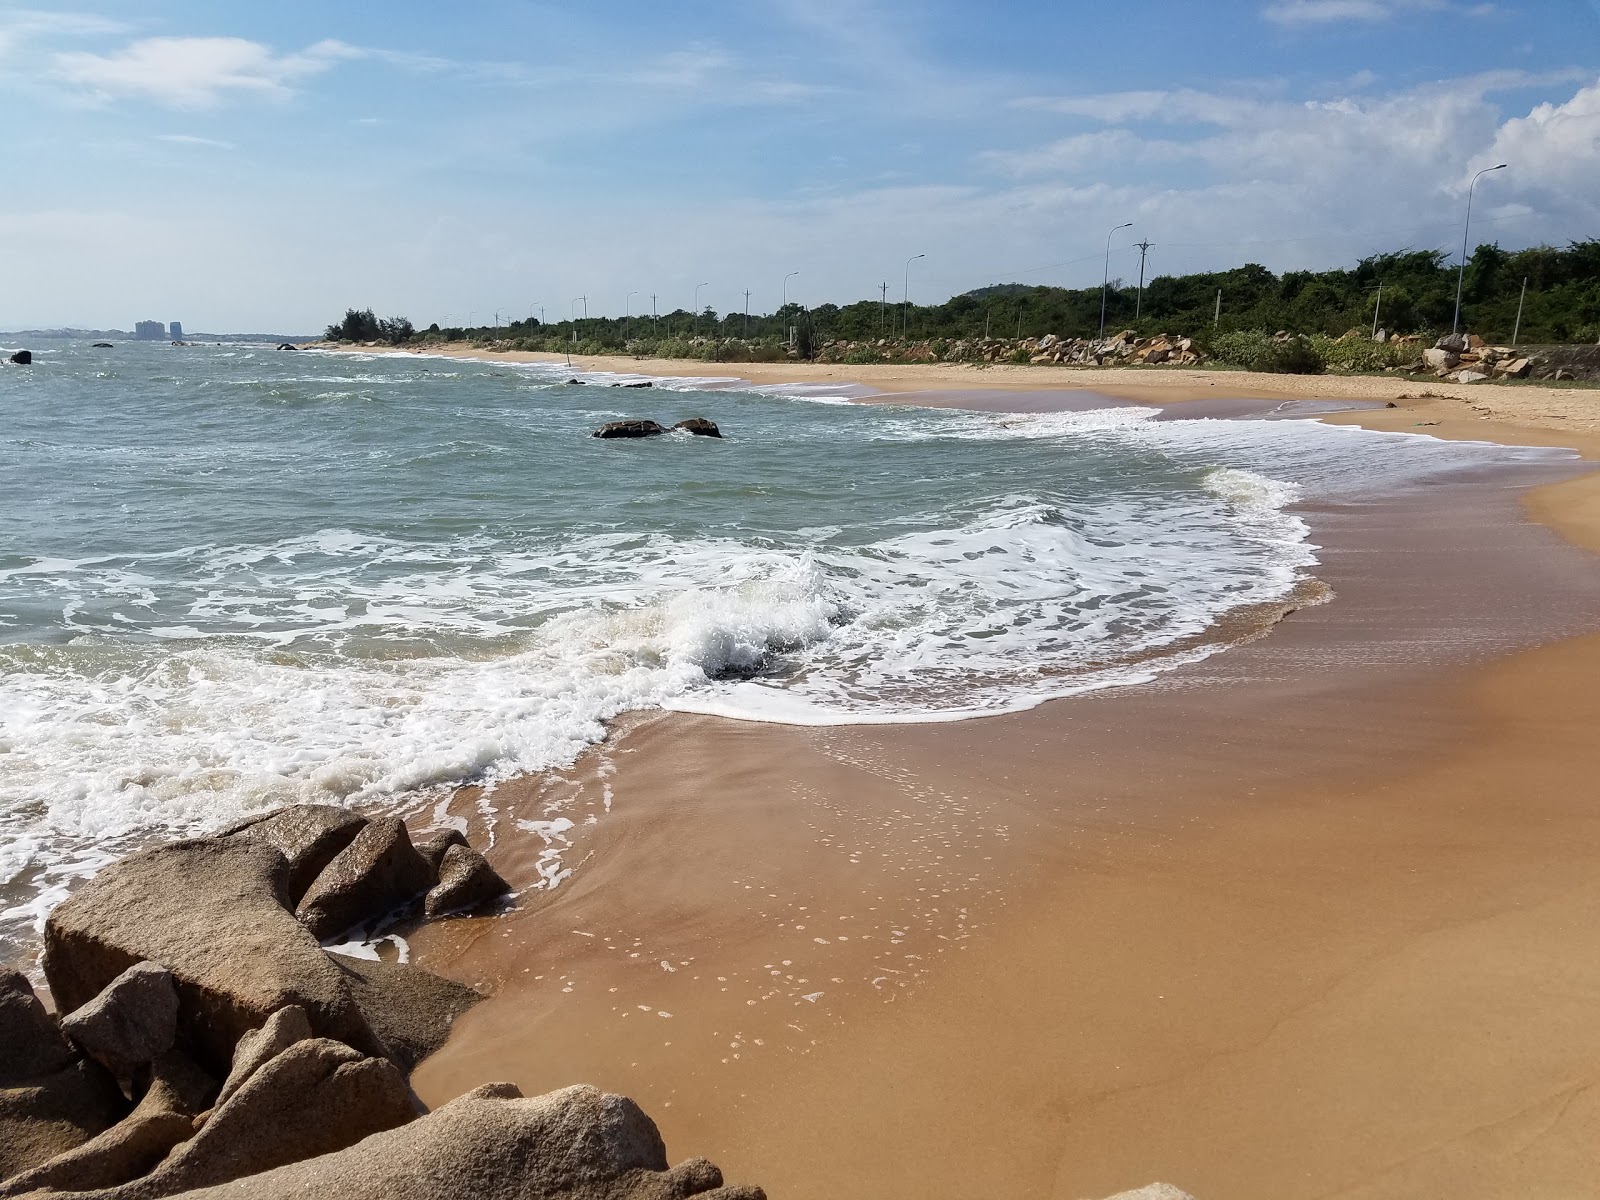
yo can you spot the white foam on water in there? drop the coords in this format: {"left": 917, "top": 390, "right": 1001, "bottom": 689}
{"left": 3, "top": 359, "right": 1578, "bottom": 952}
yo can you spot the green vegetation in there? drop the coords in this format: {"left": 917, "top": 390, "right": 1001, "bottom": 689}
{"left": 331, "top": 240, "right": 1600, "bottom": 363}
{"left": 324, "top": 308, "right": 414, "bottom": 345}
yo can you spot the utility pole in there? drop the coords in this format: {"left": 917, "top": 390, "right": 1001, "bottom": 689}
{"left": 1453, "top": 163, "right": 1507, "bottom": 336}
{"left": 878, "top": 281, "right": 889, "bottom": 334}
{"left": 651, "top": 293, "right": 658, "bottom": 331}
{"left": 743, "top": 289, "right": 752, "bottom": 337}
{"left": 1214, "top": 290, "right": 1222, "bottom": 328}
{"left": 903, "top": 254, "right": 925, "bottom": 339}
{"left": 1100, "top": 222, "right": 1132, "bottom": 340}
{"left": 1371, "top": 283, "right": 1383, "bottom": 339}
{"left": 626, "top": 291, "right": 637, "bottom": 342}
{"left": 1134, "top": 239, "right": 1153, "bottom": 320}
{"left": 1513, "top": 277, "right": 1528, "bottom": 347}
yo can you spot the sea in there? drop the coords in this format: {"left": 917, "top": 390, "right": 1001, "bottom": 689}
{"left": 0, "top": 339, "right": 1574, "bottom": 961}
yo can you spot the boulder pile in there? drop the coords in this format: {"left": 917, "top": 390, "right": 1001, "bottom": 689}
{"left": 1419, "top": 332, "right": 1533, "bottom": 384}
{"left": 812, "top": 332, "right": 1207, "bottom": 367}
{"left": 1, "top": 806, "right": 763, "bottom": 1199}
{"left": 593, "top": 418, "right": 722, "bottom": 439}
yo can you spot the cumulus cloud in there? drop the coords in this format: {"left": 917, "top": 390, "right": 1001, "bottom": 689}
{"left": 977, "top": 73, "right": 1600, "bottom": 281}
{"left": 54, "top": 36, "right": 362, "bottom": 108}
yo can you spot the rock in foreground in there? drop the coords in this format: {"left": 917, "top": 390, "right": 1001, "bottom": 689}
{"left": 134, "top": 1083, "right": 764, "bottom": 1200}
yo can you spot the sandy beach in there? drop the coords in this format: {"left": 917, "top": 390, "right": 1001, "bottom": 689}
{"left": 374, "top": 347, "right": 1600, "bottom": 1198}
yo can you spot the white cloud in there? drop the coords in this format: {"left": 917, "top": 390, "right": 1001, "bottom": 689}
{"left": 156, "top": 134, "right": 235, "bottom": 149}
{"left": 0, "top": 9, "right": 127, "bottom": 65}
{"left": 1478, "top": 78, "right": 1600, "bottom": 195}
{"left": 54, "top": 36, "right": 362, "bottom": 108}
{"left": 1263, "top": 0, "right": 1494, "bottom": 24}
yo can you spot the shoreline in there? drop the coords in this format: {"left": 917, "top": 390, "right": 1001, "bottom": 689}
{"left": 381, "top": 348, "right": 1600, "bottom": 1196}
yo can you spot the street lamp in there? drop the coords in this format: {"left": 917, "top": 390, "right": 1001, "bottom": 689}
{"left": 694, "top": 282, "right": 709, "bottom": 335}
{"left": 571, "top": 296, "right": 586, "bottom": 343}
{"left": 902, "top": 254, "right": 924, "bottom": 339}
{"left": 626, "top": 291, "right": 638, "bottom": 341}
{"left": 1100, "top": 223, "right": 1133, "bottom": 340}
{"left": 527, "top": 301, "right": 539, "bottom": 325}
{"left": 783, "top": 271, "right": 799, "bottom": 311}
{"left": 1453, "top": 163, "right": 1507, "bottom": 336}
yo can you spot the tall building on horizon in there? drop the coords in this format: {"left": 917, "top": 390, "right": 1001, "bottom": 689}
{"left": 169, "top": 321, "right": 183, "bottom": 341}
{"left": 134, "top": 320, "right": 166, "bottom": 340}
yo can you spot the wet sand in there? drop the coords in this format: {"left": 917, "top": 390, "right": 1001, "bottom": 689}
{"left": 402, "top": 350, "right": 1600, "bottom": 1200}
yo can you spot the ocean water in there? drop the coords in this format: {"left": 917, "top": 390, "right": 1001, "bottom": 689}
{"left": 0, "top": 340, "right": 1570, "bottom": 955}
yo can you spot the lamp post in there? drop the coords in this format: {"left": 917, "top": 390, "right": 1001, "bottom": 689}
{"left": 1369, "top": 283, "right": 1383, "bottom": 339}
{"left": 1100, "top": 222, "right": 1132, "bottom": 341}
{"left": 783, "top": 271, "right": 799, "bottom": 311}
{"left": 693, "top": 282, "right": 709, "bottom": 335}
{"left": 1453, "top": 163, "right": 1507, "bottom": 336}
{"left": 902, "top": 253, "right": 924, "bottom": 339}
{"left": 468, "top": 310, "right": 477, "bottom": 329}
{"left": 626, "top": 291, "right": 637, "bottom": 342}
{"left": 527, "top": 301, "right": 539, "bottom": 326}
{"left": 571, "top": 296, "right": 586, "bottom": 344}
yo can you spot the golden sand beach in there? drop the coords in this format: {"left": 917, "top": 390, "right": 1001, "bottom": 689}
{"left": 368, "top": 345, "right": 1600, "bottom": 1199}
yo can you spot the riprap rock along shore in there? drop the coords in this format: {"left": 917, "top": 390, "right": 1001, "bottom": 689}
{"left": 1, "top": 805, "right": 765, "bottom": 1199}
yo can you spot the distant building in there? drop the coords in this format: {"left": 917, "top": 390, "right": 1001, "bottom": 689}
{"left": 168, "top": 321, "right": 183, "bottom": 341}
{"left": 134, "top": 320, "right": 166, "bottom": 340}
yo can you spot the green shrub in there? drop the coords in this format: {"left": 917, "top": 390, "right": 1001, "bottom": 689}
{"left": 844, "top": 347, "right": 886, "bottom": 364}
{"left": 1209, "top": 330, "right": 1324, "bottom": 374}
{"left": 1307, "top": 335, "right": 1416, "bottom": 372}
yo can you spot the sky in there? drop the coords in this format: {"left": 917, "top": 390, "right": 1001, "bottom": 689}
{"left": 1, "top": 0, "right": 1597, "bottom": 333}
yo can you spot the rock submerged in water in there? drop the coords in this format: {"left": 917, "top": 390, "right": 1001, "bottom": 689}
{"left": 592, "top": 418, "right": 722, "bottom": 439}
{"left": 3, "top": 806, "right": 764, "bottom": 1199}
{"left": 673, "top": 418, "right": 722, "bottom": 438}
{"left": 593, "top": 419, "right": 665, "bottom": 439}
{"left": 8, "top": 350, "right": 31, "bottom": 365}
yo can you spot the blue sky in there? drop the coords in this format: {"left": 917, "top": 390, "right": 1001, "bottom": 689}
{"left": 1, "top": 0, "right": 1597, "bottom": 332}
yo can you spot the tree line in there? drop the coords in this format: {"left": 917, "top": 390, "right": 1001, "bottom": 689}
{"left": 328, "top": 240, "right": 1600, "bottom": 351}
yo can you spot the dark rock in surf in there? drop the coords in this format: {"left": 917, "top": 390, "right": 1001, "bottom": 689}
{"left": 566, "top": 378, "right": 586, "bottom": 385}
{"left": 222, "top": 805, "right": 370, "bottom": 906}
{"left": 8, "top": 350, "right": 32, "bottom": 365}
{"left": 624, "top": 381, "right": 654, "bottom": 388}
{"left": 673, "top": 418, "right": 722, "bottom": 438}
{"left": 412, "top": 830, "right": 467, "bottom": 876}
{"left": 276, "top": 344, "right": 298, "bottom": 351}
{"left": 294, "top": 818, "right": 432, "bottom": 942}
{"left": 423, "top": 845, "right": 511, "bottom": 919}
{"left": 93, "top": 342, "right": 114, "bottom": 349}
{"left": 593, "top": 420, "right": 665, "bottom": 439}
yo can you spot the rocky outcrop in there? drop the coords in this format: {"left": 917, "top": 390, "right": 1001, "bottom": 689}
{"left": 60, "top": 963, "right": 179, "bottom": 1084}
{"left": 424, "top": 844, "right": 511, "bottom": 919}
{"left": 100, "top": 1038, "right": 415, "bottom": 1198}
{"left": 108, "top": 1083, "right": 764, "bottom": 1200}
{"left": 295, "top": 817, "right": 433, "bottom": 941}
{"left": 8, "top": 350, "right": 32, "bottom": 365}
{"left": 92, "top": 343, "right": 114, "bottom": 349}
{"left": 672, "top": 418, "right": 722, "bottom": 438}
{"left": 593, "top": 420, "right": 665, "bottom": 438}
{"left": 41, "top": 838, "right": 388, "bottom": 1072}
{"left": 412, "top": 829, "right": 466, "bottom": 875}
{"left": 212, "top": 1005, "right": 311, "bottom": 1108}
{"left": 2, "top": 970, "right": 81, "bottom": 1083}
{"left": 1098, "top": 1187, "right": 1197, "bottom": 1200}
{"left": 0, "top": 974, "right": 129, "bottom": 1181}
{"left": 6, "top": 811, "right": 762, "bottom": 1199}
{"left": 0, "top": 1053, "right": 214, "bottom": 1196}
{"left": 222, "top": 805, "right": 370, "bottom": 904}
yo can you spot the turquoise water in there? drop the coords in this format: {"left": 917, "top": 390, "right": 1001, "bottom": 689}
{"left": 0, "top": 339, "right": 1558, "bottom": 951}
